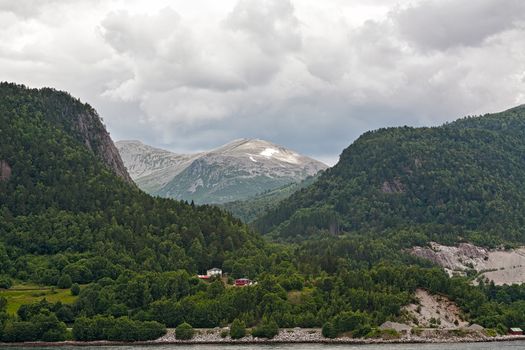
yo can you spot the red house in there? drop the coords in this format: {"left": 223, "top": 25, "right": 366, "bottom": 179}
{"left": 197, "top": 275, "right": 210, "bottom": 280}
{"left": 235, "top": 278, "right": 251, "bottom": 286}
{"left": 509, "top": 328, "right": 523, "bottom": 335}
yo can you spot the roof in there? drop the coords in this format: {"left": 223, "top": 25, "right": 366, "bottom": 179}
{"left": 208, "top": 268, "right": 222, "bottom": 271}
{"left": 510, "top": 328, "right": 523, "bottom": 332}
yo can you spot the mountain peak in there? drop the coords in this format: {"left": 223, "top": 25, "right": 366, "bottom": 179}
{"left": 117, "top": 138, "right": 328, "bottom": 204}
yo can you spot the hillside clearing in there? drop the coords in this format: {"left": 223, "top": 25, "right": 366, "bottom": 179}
{"left": 0, "top": 285, "right": 78, "bottom": 315}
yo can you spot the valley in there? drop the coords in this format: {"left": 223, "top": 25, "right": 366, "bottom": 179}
{"left": 2, "top": 83, "right": 525, "bottom": 345}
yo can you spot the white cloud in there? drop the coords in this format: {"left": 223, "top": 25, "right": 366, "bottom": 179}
{"left": 0, "top": 0, "right": 524, "bottom": 165}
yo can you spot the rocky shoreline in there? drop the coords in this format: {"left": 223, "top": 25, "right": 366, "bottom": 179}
{"left": 2, "top": 328, "right": 525, "bottom": 347}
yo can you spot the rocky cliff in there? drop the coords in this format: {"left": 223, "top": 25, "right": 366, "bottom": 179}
{"left": 71, "top": 110, "right": 133, "bottom": 183}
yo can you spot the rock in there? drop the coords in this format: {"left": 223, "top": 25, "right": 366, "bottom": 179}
{"left": 0, "top": 160, "right": 11, "bottom": 181}
{"left": 381, "top": 179, "right": 405, "bottom": 193}
{"left": 379, "top": 322, "right": 412, "bottom": 333}
{"left": 410, "top": 242, "right": 525, "bottom": 285}
{"left": 468, "top": 324, "right": 485, "bottom": 331}
{"left": 72, "top": 111, "right": 132, "bottom": 183}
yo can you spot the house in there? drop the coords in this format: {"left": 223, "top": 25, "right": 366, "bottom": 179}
{"left": 235, "top": 278, "right": 251, "bottom": 286}
{"left": 197, "top": 275, "right": 210, "bottom": 280}
{"left": 509, "top": 327, "right": 523, "bottom": 335}
{"left": 207, "top": 268, "right": 222, "bottom": 277}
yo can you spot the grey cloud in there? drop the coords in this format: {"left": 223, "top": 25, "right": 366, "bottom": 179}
{"left": 392, "top": 0, "right": 525, "bottom": 51}
{"left": 226, "top": 0, "right": 301, "bottom": 54}
{"left": 0, "top": 0, "right": 100, "bottom": 19}
{"left": 1, "top": 0, "right": 524, "bottom": 165}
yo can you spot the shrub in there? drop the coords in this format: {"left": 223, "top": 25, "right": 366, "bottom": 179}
{"left": 3, "top": 313, "right": 67, "bottom": 342}
{"left": 230, "top": 318, "right": 246, "bottom": 339}
{"left": 0, "top": 296, "right": 7, "bottom": 312}
{"left": 70, "top": 283, "right": 80, "bottom": 296}
{"left": 72, "top": 316, "right": 166, "bottom": 341}
{"left": 485, "top": 328, "right": 498, "bottom": 337}
{"left": 333, "top": 311, "right": 370, "bottom": 335}
{"left": 2, "top": 321, "right": 38, "bottom": 342}
{"left": 0, "top": 277, "right": 12, "bottom": 289}
{"left": 322, "top": 321, "right": 337, "bottom": 338}
{"left": 175, "top": 322, "right": 194, "bottom": 340}
{"left": 353, "top": 325, "right": 372, "bottom": 338}
{"left": 496, "top": 323, "right": 507, "bottom": 335}
{"left": 251, "top": 318, "right": 279, "bottom": 339}
{"left": 57, "top": 274, "right": 72, "bottom": 289}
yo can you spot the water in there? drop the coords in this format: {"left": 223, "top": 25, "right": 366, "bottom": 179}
{"left": 2, "top": 343, "right": 525, "bottom": 350}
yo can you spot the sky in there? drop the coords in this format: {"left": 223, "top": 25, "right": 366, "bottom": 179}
{"left": 1, "top": 0, "right": 524, "bottom": 165}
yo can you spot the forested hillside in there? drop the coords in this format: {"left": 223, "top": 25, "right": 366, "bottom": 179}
{"left": 2, "top": 83, "right": 525, "bottom": 343}
{"left": 0, "top": 82, "right": 267, "bottom": 282}
{"left": 219, "top": 174, "right": 320, "bottom": 223}
{"left": 254, "top": 106, "right": 525, "bottom": 245}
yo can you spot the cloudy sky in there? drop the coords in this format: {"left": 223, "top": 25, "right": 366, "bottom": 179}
{"left": 1, "top": 0, "right": 525, "bottom": 165}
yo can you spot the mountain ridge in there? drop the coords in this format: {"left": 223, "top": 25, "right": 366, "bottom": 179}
{"left": 254, "top": 105, "right": 525, "bottom": 245}
{"left": 116, "top": 138, "right": 328, "bottom": 204}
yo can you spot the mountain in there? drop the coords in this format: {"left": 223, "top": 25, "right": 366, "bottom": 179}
{"left": 0, "top": 82, "right": 263, "bottom": 281}
{"left": 3, "top": 82, "right": 525, "bottom": 342}
{"left": 116, "top": 138, "right": 328, "bottom": 204}
{"left": 254, "top": 105, "right": 525, "bottom": 245}
{"left": 115, "top": 140, "right": 200, "bottom": 193}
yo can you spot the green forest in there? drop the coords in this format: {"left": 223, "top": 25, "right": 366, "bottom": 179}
{"left": 2, "top": 83, "right": 525, "bottom": 342}
{"left": 254, "top": 105, "right": 525, "bottom": 247}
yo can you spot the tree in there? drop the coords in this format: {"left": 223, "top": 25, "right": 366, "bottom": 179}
{"left": 175, "top": 322, "right": 194, "bottom": 340}
{"left": 230, "top": 318, "right": 246, "bottom": 339}
{"left": 0, "top": 277, "right": 12, "bottom": 289}
{"left": 57, "top": 274, "right": 72, "bottom": 289}
{"left": 71, "top": 283, "right": 80, "bottom": 296}
{"left": 251, "top": 317, "right": 279, "bottom": 339}
{"left": 322, "top": 321, "right": 337, "bottom": 338}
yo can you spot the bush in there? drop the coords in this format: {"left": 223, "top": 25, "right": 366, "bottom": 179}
{"left": 0, "top": 277, "right": 12, "bottom": 289}
{"left": 175, "top": 322, "right": 194, "bottom": 340}
{"left": 352, "top": 324, "right": 372, "bottom": 338}
{"left": 322, "top": 321, "right": 337, "bottom": 338}
{"left": 70, "top": 283, "right": 80, "bottom": 296}
{"left": 2, "top": 321, "right": 38, "bottom": 342}
{"left": 333, "top": 311, "right": 370, "bottom": 334}
{"left": 72, "top": 316, "right": 166, "bottom": 341}
{"left": 57, "top": 274, "right": 72, "bottom": 289}
{"left": 251, "top": 318, "right": 279, "bottom": 339}
{"left": 0, "top": 297, "right": 7, "bottom": 312}
{"left": 230, "top": 318, "right": 246, "bottom": 339}
{"left": 496, "top": 323, "right": 507, "bottom": 335}
{"left": 2, "top": 313, "right": 67, "bottom": 342}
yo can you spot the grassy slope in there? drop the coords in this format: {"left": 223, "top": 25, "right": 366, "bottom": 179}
{"left": 0, "top": 284, "right": 79, "bottom": 314}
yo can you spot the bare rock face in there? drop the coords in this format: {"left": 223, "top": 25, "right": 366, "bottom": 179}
{"left": 410, "top": 242, "right": 525, "bottom": 285}
{"left": 0, "top": 160, "right": 11, "bottom": 181}
{"left": 72, "top": 111, "right": 133, "bottom": 184}
{"left": 381, "top": 179, "right": 405, "bottom": 193}
{"left": 411, "top": 242, "right": 488, "bottom": 271}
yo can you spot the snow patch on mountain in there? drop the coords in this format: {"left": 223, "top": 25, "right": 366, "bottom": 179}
{"left": 260, "top": 148, "right": 279, "bottom": 157}
{"left": 116, "top": 138, "right": 328, "bottom": 204}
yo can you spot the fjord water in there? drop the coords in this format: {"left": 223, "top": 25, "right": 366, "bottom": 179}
{"left": 3, "top": 343, "right": 525, "bottom": 350}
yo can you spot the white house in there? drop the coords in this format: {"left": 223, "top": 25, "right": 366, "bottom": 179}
{"left": 207, "top": 268, "right": 222, "bottom": 277}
